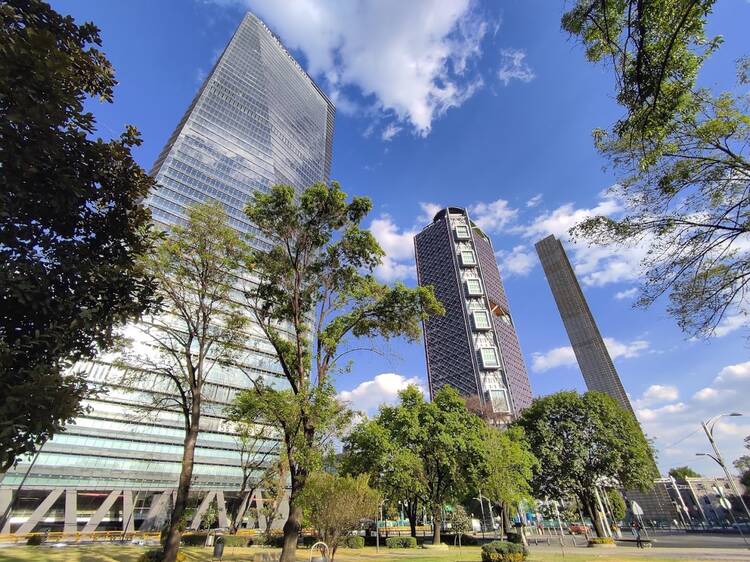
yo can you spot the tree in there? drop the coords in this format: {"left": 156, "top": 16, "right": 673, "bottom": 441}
{"left": 515, "top": 391, "right": 658, "bottom": 537}
{"left": 562, "top": 0, "right": 750, "bottom": 338}
{"left": 341, "top": 418, "right": 427, "bottom": 538}
{"left": 482, "top": 426, "right": 537, "bottom": 536}
{"left": 446, "top": 505, "right": 471, "bottom": 547}
{"left": 344, "top": 385, "right": 487, "bottom": 546}
{"left": 226, "top": 421, "right": 280, "bottom": 534}
{"left": 0, "top": 0, "right": 157, "bottom": 471}
{"left": 119, "top": 202, "right": 248, "bottom": 562}
{"left": 300, "top": 472, "right": 380, "bottom": 561}
{"left": 734, "top": 435, "right": 750, "bottom": 488}
{"left": 669, "top": 466, "right": 701, "bottom": 481}
{"left": 232, "top": 182, "right": 443, "bottom": 562}
{"left": 606, "top": 489, "right": 627, "bottom": 522}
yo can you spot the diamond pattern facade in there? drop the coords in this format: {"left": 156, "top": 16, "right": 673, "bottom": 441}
{"left": 414, "top": 208, "right": 533, "bottom": 420}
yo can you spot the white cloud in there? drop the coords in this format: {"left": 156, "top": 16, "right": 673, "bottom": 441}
{"left": 228, "top": 0, "right": 490, "bottom": 136}
{"left": 417, "top": 202, "right": 443, "bottom": 225}
{"left": 530, "top": 345, "right": 577, "bottom": 372}
{"left": 497, "top": 48, "right": 535, "bottom": 85}
{"left": 468, "top": 198, "right": 518, "bottom": 233}
{"left": 614, "top": 287, "right": 638, "bottom": 300}
{"left": 636, "top": 359, "right": 750, "bottom": 476}
{"left": 531, "top": 336, "right": 649, "bottom": 373}
{"left": 338, "top": 372, "right": 425, "bottom": 415}
{"left": 381, "top": 123, "right": 402, "bottom": 142}
{"left": 602, "top": 337, "right": 650, "bottom": 359}
{"left": 520, "top": 192, "right": 649, "bottom": 287}
{"left": 526, "top": 194, "right": 543, "bottom": 208}
{"left": 369, "top": 215, "right": 417, "bottom": 281}
{"left": 634, "top": 384, "right": 679, "bottom": 409}
{"left": 496, "top": 245, "right": 536, "bottom": 277}
{"left": 713, "top": 311, "right": 749, "bottom": 338}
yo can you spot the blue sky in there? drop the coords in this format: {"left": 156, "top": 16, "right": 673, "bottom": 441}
{"left": 53, "top": 0, "right": 750, "bottom": 475}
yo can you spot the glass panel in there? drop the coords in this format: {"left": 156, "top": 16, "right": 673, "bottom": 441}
{"left": 489, "top": 389, "right": 509, "bottom": 413}
{"left": 473, "top": 311, "right": 490, "bottom": 329}
{"left": 466, "top": 279, "right": 482, "bottom": 295}
{"left": 455, "top": 225, "right": 470, "bottom": 239}
{"left": 460, "top": 250, "right": 476, "bottom": 266}
{"left": 480, "top": 347, "right": 499, "bottom": 368}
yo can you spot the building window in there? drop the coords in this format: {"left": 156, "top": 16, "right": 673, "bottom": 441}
{"left": 488, "top": 389, "right": 510, "bottom": 413}
{"left": 459, "top": 250, "right": 477, "bottom": 267}
{"left": 472, "top": 311, "right": 491, "bottom": 330}
{"left": 455, "top": 225, "right": 470, "bottom": 239}
{"left": 466, "top": 278, "right": 483, "bottom": 296}
{"left": 480, "top": 347, "right": 500, "bottom": 369}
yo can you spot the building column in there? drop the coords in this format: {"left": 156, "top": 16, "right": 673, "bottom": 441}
{"left": 216, "top": 490, "right": 228, "bottom": 529}
{"left": 139, "top": 491, "right": 171, "bottom": 531}
{"left": 189, "top": 491, "right": 216, "bottom": 530}
{"left": 0, "top": 489, "right": 13, "bottom": 534}
{"left": 15, "top": 488, "right": 64, "bottom": 535}
{"left": 64, "top": 489, "right": 77, "bottom": 535}
{"left": 122, "top": 490, "right": 135, "bottom": 533}
{"left": 82, "top": 489, "right": 122, "bottom": 534}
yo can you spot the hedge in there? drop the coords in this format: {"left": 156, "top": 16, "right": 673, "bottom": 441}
{"left": 588, "top": 537, "right": 615, "bottom": 545}
{"left": 386, "top": 536, "right": 417, "bottom": 548}
{"left": 180, "top": 533, "right": 207, "bottom": 547}
{"left": 343, "top": 535, "right": 365, "bottom": 548}
{"left": 481, "top": 540, "right": 527, "bottom": 562}
{"left": 137, "top": 550, "right": 186, "bottom": 562}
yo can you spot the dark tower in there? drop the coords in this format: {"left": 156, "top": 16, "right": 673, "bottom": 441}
{"left": 414, "top": 207, "right": 532, "bottom": 420}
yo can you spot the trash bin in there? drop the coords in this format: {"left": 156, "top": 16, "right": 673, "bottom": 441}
{"left": 213, "top": 536, "right": 225, "bottom": 559}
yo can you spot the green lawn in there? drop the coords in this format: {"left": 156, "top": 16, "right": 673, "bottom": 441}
{"left": 0, "top": 544, "right": 717, "bottom": 562}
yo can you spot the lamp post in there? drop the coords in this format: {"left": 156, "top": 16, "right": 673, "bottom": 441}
{"left": 699, "top": 413, "right": 750, "bottom": 524}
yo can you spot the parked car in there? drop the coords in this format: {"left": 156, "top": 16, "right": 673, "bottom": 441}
{"left": 568, "top": 523, "right": 590, "bottom": 535}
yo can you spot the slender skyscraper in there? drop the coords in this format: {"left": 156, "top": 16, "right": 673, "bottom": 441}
{"left": 534, "top": 235, "right": 634, "bottom": 415}
{"left": 0, "top": 12, "right": 334, "bottom": 535}
{"left": 414, "top": 208, "right": 533, "bottom": 421}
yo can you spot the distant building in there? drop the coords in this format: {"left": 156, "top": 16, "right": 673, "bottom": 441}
{"left": 414, "top": 207, "right": 532, "bottom": 421}
{"left": 0, "top": 11, "right": 334, "bottom": 536}
{"left": 534, "top": 235, "right": 634, "bottom": 415}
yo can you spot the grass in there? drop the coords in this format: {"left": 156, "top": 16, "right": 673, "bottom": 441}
{"left": 0, "top": 544, "right": 715, "bottom": 562}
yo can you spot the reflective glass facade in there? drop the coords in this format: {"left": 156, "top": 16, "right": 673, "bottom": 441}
{"left": 1, "top": 12, "right": 334, "bottom": 533}
{"left": 414, "top": 208, "right": 533, "bottom": 422}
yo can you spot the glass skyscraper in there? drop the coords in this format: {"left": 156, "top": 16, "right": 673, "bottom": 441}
{"left": 414, "top": 207, "right": 533, "bottom": 423}
{"left": 0, "top": 12, "right": 334, "bottom": 535}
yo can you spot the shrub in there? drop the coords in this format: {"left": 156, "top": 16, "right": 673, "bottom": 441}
{"left": 180, "top": 533, "right": 207, "bottom": 546}
{"left": 137, "top": 550, "right": 186, "bottom": 562}
{"left": 26, "top": 535, "right": 43, "bottom": 546}
{"left": 386, "top": 536, "right": 417, "bottom": 548}
{"left": 222, "top": 535, "right": 250, "bottom": 547}
{"left": 588, "top": 537, "right": 615, "bottom": 545}
{"left": 481, "top": 540, "right": 527, "bottom": 562}
{"left": 506, "top": 531, "right": 524, "bottom": 544}
{"left": 343, "top": 535, "right": 364, "bottom": 548}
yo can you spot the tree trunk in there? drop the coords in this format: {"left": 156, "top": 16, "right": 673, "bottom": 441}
{"left": 229, "top": 490, "right": 250, "bottom": 534}
{"left": 163, "top": 417, "right": 200, "bottom": 562}
{"left": 407, "top": 501, "right": 418, "bottom": 538}
{"left": 431, "top": 506, "right": 442, "bottom": 545}
{"left": 501, "top": 502, "right": 511, "bottom": 538}
{"left": 280, "top": 501, "right": 302, "bottom": 562}
{"left": 583, "top": 495, "right": 606, "bottom": 538}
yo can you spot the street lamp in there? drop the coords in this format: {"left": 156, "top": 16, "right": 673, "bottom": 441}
{"left": 699, "top": 413, "right": 750, "bottom": 524}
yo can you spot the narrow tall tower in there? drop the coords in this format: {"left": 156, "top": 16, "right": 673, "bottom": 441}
{"left": 534, "top": 235, "right": 634, "bottom": 415}
{"left": 414, "top": 208, "right": 533, "bottom": 421}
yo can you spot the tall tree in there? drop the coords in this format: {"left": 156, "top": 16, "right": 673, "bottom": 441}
{"left": 515, "top": 391, "right": 657, "bottom": 537}
{"left": 482, "top": 425, "right": 537, "bottom": 536}
{"left": 734, "top": 435, "right": 750, "bottom": 487}
{"left": 232, "top": 182, "right": 443, "bottom": 562}
{"left": 341, "top": 416, "right": 427, "bottom": 537}
{"left": 562, "top": 0, "right": 750, "bottom": 337}
{"left": 669, "top": 466, "right": 701, "bottom": 481}
{"left": 344, "top": 385, "right": 487, "bottom": 546}
{"left": 299, "top": 472, "right": 380, "bottom": 562}
{"left": 119, "top": 202, "right": 247, "bottom": 562}
{"left": 0, "top": 0, "right": 157, "bottom": 470}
